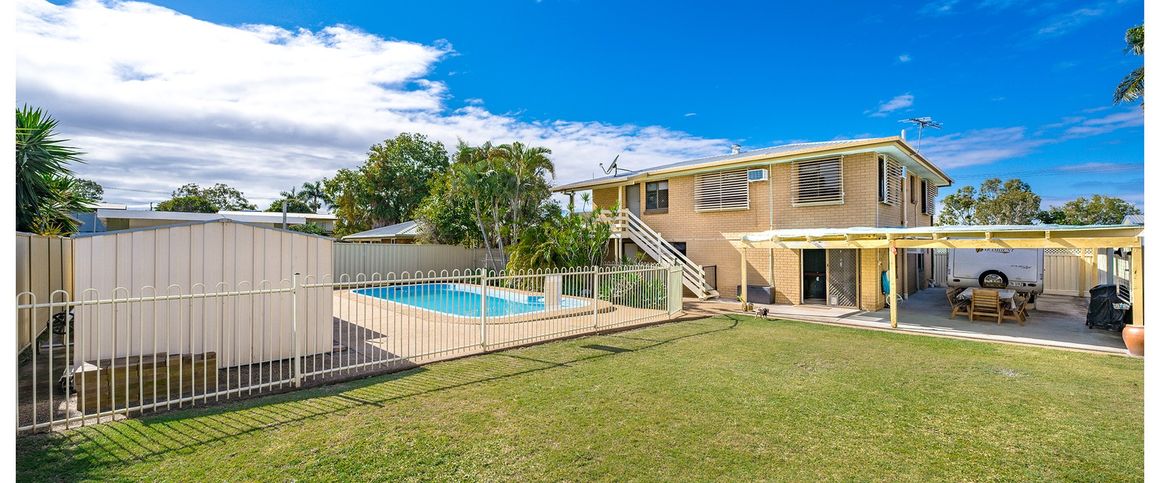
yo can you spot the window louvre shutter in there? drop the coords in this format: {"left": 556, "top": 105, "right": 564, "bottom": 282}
{"left": 883, "top": 156, "right": 903, "bottom": 206}
{"left": 694, "top": 169, "right": 749, "bottom": 211}
{"left": 792, "top": 157, "right": 844, "bottom": 205}
{"left": 924, "top": 181, "right": 936, "bottom": 214}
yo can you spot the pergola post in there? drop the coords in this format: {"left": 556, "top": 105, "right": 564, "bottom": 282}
{"left": 740, "top": 247, "right": 749, "bottom": 305}
{"left": 889, "top": 244, "right": 898, "bottom": 328}
{"left": 1131, "top": 245, "right": 1144, "bottom": 326}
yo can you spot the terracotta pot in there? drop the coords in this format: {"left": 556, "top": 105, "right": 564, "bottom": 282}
{"left": 1122, "top": 325, "right": 1145, "bottom": 357}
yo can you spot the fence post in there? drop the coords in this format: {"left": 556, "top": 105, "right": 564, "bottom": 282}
{"left": 479, "top": 268, "right": 488, "bottom": 350}
{"left": 291, "top": 272, "right": 303, "bottom": 387}
{"left": 592, "top": 266, "right": 600, "bottom": 329}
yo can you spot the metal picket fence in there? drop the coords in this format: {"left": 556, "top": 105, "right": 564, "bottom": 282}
{"left": 15, "top": 264, "right": 683, "bottom": 434}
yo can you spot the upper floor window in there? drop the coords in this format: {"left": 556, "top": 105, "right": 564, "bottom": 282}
{"left": 792, "top": 157, "right": 843, "bottom": 205}
{"left": 645, "top": 181, "right": 669, "bottom": 212}
{"left": 694, "top": 169, "right": 749, "bottom": 211}
{"left": 878, "top": 155, "right": 902, "bottom": 205}
{"left": 909, "top": 175, "right": 917, "bottom": 204}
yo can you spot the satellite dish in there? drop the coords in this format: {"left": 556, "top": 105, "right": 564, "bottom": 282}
{"left": 600, "top": 155, "right": 620, "bottom": 175}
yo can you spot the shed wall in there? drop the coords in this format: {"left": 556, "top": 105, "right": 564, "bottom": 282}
{"left": 71, "top": 221, "right": 333, "bottom": 367}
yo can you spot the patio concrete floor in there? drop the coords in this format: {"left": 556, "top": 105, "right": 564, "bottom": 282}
{"left": 689, "top": 289, "right": 1127, "bottom": 355}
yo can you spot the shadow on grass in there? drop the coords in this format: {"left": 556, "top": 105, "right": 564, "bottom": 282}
{"left": 16, "top": 315, "right": 742, "bottom": 479}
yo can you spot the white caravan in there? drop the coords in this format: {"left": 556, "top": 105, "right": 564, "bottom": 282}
{"left": 946, "top": 248, "right": 1044, "bottom": 294}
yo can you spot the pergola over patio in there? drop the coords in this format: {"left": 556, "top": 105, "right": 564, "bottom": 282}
{"left": 727, "top": 224, "right": 1144, "bottom": 329}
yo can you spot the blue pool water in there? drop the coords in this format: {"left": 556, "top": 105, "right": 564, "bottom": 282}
{"left": 353, "top": 283, "right": 583, "bottom": 317}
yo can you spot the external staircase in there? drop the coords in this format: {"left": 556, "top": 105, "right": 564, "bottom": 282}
{"left": 606, "top": 209, "right": 719, "bottom": 299}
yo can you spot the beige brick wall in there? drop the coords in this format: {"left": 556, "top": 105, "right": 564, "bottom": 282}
{"left": 589, "top": 152, "right": 941, "bottom": 302}
{"left": 769, "top": 152, "right": 879, "bottom": 229}
{"left": 638, "top": 174, "right": 773, "bottom": 299}
{"left": 858, "top": 248, "right": 887, "bottom": 311}
{"left": 771, "top": 248, "right": 800, "bottom": 304}
{"left": 592, "top": 187, "right": 619, "bottom": 211}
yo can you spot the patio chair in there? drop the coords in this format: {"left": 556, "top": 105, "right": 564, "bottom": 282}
{"left": 945, "top": 288, "right": 969, "bottom": 320}
{"left": 1005, "top": 294, "right": 1028, "bottom": 325}
{"left": 969, "top": 288, "right": 1004, "bottom": 324}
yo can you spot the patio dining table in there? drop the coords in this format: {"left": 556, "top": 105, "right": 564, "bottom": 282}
{"left": 956, "top": 288, "right": 1019, "bottom": 310}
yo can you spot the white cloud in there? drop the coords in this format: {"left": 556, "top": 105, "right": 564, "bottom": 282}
{"left": 919, "top": 108, "right": 1143, "bottom": 170}
{"left": 919, "top": 0, "right": 959, "bottom": 16}
{"left": 1056, "top": 162, "right": 1140, "bottom": 173}
{"left": 1037, "top": 7, "right": 1105, "bottom": 37}
{"left": 683, "top": 112, "right": 697, "bottom": 117}
{"left": 1062, "top": 110, "right": 1144, "bottom": 137}
{"left": 897, "top": 54, "right": 911, "bottom": 63}
{"left": 865, "top": 93, "right": 914, "bottom": 118}
{"left": 920, "top": 127, "right": 1048, "bottom": 169}
{"left": 15, "top": 0, "right": 730, "bottom": 206}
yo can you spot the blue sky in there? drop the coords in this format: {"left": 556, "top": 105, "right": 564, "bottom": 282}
{"left": 18, "top": 0, "right": 1144, "bottom": 209}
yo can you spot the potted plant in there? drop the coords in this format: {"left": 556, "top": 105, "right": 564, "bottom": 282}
{"left": 1123, "top": 323, "right": 1144, "bottom": 356}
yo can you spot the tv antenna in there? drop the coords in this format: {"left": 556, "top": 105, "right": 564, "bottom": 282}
{"left": 899, "top": 117, "right": 942, "bottom": 151}
{"left": 600, "top": 155, "right": 634, "bottom": 176}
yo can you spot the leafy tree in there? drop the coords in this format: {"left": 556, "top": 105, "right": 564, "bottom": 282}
{"left": 1037, "top": 195, "right": 1141, "bottom": 225}
{"left": 169, "top": 183, "right": 257, "bottom": 211}
{"left": 15, "top": 106, "right": 88, "bottom": 233}
{"left": 1114, "top": 24, "right": 1144, "bottom": 106}
{"left": 936, "top": 186, "right": 977, "bottom": 226}
{"left": 323, "top": 133, "right": 449, "bottom": 237}
{"left": 266, "top": 197, "right": 314, "bottom": 213}
{"left": 323, "top": 168, "right": 369, "bottom": 236}
{"left": 288, "top": 222, "right": 328, "bottom": 236}
{"left": 75, "top": 178, "right": 104, "bottom": 202}
{"left": 414, "top": 170, "right": 480, "bottom": 245}
{"left": 415, "top": 141, "right": 558, "bottom": 269}
{"left": 507, "top": 210, "right": 611, "bottom": 271}
{"left": 156, "top": 195, "right": 217, "bottom": 213}
{"left": 937, "top": 178, "right": 1041, "bottom": 225}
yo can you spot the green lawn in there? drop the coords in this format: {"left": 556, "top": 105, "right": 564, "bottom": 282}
{"left": 17, "top": 316, "right": 1143, "bottom": 481}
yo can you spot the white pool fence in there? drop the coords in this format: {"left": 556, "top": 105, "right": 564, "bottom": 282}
{"left": 15, "top": 264, "right": 684, "bottom": 434}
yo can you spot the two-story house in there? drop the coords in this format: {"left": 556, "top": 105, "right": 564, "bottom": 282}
{"left": 553, "top": 136, "right": 952, "bottom": 311}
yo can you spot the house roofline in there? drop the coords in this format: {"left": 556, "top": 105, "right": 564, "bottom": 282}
{"left": 552, "top": 136, "right": 952, "bottom": 192}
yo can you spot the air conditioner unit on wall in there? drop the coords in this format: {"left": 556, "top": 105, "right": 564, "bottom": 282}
{"left": 747, "top": 169, "right": 768, "bottom": 182}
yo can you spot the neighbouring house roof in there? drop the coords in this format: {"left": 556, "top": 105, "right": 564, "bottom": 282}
{"left": 95, "top": 208, "right": 334, "bottom": 225}
{"left": 1123, "top": 214, "right": 1144, "bottom": 225}
{"left": 71, "top": 217, "right": 334, "bottom": 240}
{"left": 218, "top": 210, "right": 336, "bottom": 221}
{"left": 552, "top": 136, "right": 952, "bottom": 192}
{"left": 342, "top": 220, "right": 421, "bottom": 241}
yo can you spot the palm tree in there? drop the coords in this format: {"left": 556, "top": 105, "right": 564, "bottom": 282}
{"left": 1114, "top": 24, "right": 1144, "bottom": 106}
{"left": 29, "top": 176, "right": 91, "bottom": 235}
{"left": 492, "top": 142, "right": 555, "bottom": 247}
{"left": 279, "top": 186, "right": 300, "bottom": 201}
{"left": 16, "top": 106, "right": 85, "bottom": 233}
{"left": 300, "top": 180, "right": 326, "bottom": 212}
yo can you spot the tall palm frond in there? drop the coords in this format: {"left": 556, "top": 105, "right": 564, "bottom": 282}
{"left": 1114, "top": 67, "right": 1144, "bottom": 105}
{"left": 1114, "top": 24, "right": 1144, "bottom": 106}
{"left": 16, "top": 106, "right": 84, "bottom": 232}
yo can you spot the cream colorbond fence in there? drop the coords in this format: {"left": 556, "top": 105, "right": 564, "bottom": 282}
{"left": 70, "top": 221, "right": 334, "bottom": 367}
{"left": 333, "top": 243, "right": 490, "bottom": 280}
{"left": 16, "top": 233, "right": 73, "bottom": 352}
{"left": 16, "top": 263, "right": 683, "bottom": 434}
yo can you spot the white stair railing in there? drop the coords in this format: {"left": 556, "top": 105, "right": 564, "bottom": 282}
{"left": 603, "top": 209, "right": 718, "bottom": 299}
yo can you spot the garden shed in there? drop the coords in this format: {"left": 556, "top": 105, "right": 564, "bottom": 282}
{"left": 71, "top": 219, "right": 334, "bottom": 368}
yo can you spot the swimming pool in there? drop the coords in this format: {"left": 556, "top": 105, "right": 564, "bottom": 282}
{"left": 353, "top": 283, "right": 586, "bottom": 317}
